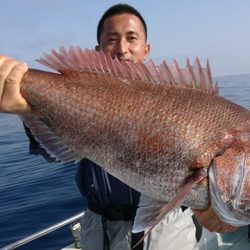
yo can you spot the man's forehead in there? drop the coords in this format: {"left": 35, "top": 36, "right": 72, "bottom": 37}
{"left": 102, "top": 13, "right": 144, "bottom": 33}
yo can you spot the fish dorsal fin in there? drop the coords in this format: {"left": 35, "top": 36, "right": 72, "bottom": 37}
{"left": 131, "top": 168, "right": 207, "bottom": 249}
{"left": 37, "top": 46, "right": 219, "bottom": 94}
{"left": 19, "top": 115, "right": 80, "bottom": 164}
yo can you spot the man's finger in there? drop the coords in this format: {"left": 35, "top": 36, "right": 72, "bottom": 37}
{"left": 0, "top": 57, "right": 17, "bottom": 99}
{"left": 3, "top": 62, "right": 28, "bottom": 101}
{"left": 193, "top": 206, "right": 238, "bottom": 233}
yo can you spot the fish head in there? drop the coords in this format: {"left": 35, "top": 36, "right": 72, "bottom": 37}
{"left": 209, "top": 133, "right": 250, "bottom": 226}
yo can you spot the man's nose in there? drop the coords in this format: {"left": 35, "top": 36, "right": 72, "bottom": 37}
{"left": 117, "top": 38, "right": 128, "bottom": 55}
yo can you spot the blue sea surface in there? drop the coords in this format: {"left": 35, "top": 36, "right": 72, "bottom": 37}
{"left": 0, "top": 73, "right": 249, "bottom": 249}
{"left": 0, "top": 116, "right": 84, "bottom": 249}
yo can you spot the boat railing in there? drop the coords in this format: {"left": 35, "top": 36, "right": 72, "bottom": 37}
{"left": 1, "top": 211, "right": 85, "bottom": 250}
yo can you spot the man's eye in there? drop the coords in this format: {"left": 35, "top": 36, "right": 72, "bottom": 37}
{"left": 129, "top": 36, "right": 137, "bottom": 41}
{"left": 108, "top": 38, "right": 117, "bottom": 42}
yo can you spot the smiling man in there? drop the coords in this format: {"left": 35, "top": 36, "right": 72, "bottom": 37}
{"left": 96, "top": 11, "right": 150, "bottom": 63}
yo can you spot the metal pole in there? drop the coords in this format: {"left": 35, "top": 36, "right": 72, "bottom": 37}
{"left": 1, "top": 211, "right": 85, "bottom": 250}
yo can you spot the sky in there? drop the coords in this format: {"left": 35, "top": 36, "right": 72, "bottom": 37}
{"left": 1, "top": 0, "right": 250, "bottom": 77}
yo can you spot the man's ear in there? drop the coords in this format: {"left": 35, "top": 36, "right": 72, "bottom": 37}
{"left": 95, "top": 45, "right": 100, "bottom": 51}
{"left": 143, "top": 43, "right": 151, "bottom": 61}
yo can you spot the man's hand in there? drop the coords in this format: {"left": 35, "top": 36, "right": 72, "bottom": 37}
{"left": 193, "top": 205, "right": 238, "bottom": 233}
{"left": 0, "top": 55, "right": 33, "bottom": 114}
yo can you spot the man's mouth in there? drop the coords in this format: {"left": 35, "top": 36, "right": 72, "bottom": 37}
{"left": 116, "top": 56, "right": 135, "bottom": 63}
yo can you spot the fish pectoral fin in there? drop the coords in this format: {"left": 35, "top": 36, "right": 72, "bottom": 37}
{"left": 131, "top": 168, "right": 207, "bottom": 249}
{"left": 19, "top": 115, "right": 81, "bottom": 164}
{"left": 131, "top": 196, "right": 183, "bottom": 250}
{"left": 132, "top": 195, "right": 166, "bottom": 233}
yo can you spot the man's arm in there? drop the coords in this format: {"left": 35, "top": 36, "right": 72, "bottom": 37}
{"left": 0, "top": 55, "right": 53, "bottom": 162}
{"left": 193, "top": 205, "right": 238, "bottom": 233}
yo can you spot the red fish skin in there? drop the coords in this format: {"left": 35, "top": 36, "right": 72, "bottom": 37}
{"left": 20, "top": 68, "right": 250, "bottom": 215}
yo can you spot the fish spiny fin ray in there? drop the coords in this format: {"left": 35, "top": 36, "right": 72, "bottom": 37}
{"left": 37, "top": 46, "right": 219, "bottom": 94}
{"left": 131, "top": 168, "right": 207, "bottom": 249}
{"left": 19, "top": 115, "right": 81, "bottom": 164}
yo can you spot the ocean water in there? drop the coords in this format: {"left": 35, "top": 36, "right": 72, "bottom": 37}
{"left": 0, "top": 74, "right": 249, "bottom": 249}
{"left": 0, "top": 120, "right": 84, "bottom": 249}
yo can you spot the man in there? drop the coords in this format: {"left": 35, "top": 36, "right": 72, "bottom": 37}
{"left": 0, "top": 3, "right": 237, "bottom": 250}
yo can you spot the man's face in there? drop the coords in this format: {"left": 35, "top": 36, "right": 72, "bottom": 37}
{"left": 97, "top": 13, "right": 150, "bottom": 63}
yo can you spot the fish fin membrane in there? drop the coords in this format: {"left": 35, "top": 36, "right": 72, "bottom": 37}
{"left": 37, "top": 46, "right": 219, "bottom": 95}
{"left": 131, "top": 169, "right": 207, "bottom": 249}
{"left": 132, "top": 195, "right": 166, "bottom": 233}
{"left": 19, "top": 115, "right": 80, "bottom": 164}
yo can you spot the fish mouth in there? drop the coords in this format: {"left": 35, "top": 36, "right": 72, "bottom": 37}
{"left": 208, "top": 152, "right": 250, "bottom": 226}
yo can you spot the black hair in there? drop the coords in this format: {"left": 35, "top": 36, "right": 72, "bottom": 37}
{"left": 97, "top": 3, "right": 148, "bottom": 44}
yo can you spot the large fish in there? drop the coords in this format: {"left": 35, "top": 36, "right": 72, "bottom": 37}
{"left": 9, "top": 47, "right": 250, "bottom": 232}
